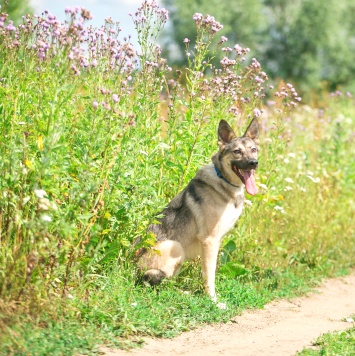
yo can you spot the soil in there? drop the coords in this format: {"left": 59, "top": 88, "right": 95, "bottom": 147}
{"left": 101, "top": 273, "right": 355, "bottom": 356}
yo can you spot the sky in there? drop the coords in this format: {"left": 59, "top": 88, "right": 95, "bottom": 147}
{"left": 29, "top": 0, "right": 161, "bottom": 47}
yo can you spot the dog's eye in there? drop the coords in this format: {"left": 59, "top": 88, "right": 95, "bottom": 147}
{"left": 251, "top": 147, "right": 258, "bottom": 153}
{"left": 233, "top": 149, "right": 242, "bottom": 155}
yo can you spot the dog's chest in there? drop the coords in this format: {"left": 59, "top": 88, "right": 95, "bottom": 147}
{"left": 214, "top": 198, "right": 244, "bottom": 238}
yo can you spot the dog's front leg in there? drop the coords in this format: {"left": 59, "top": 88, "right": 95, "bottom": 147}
{"left": 201, "top": 237, "right": 220, "bottom": 302}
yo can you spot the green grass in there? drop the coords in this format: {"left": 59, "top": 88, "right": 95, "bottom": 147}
{"left": 1, "top": 265, "right": 338, "bottom": 355}
{"left": 1, "top": 3, "right": 355, "bottom": 356}
{"left": 298, "top": 317, "right": 355, "bottom": 356}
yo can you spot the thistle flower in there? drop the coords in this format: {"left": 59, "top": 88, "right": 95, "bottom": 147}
{"left": 193, "top": 13, "right": 203, "bottom": 24}
{"left": 5, "top": 21, "right": 16, "bottom": 31}
{"left": 253, "top": 108, "right": 262, "bottom": 118}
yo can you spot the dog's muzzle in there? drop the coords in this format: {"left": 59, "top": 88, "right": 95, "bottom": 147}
{"left": 247, "top": 159, "right": 258, "bottom": 169}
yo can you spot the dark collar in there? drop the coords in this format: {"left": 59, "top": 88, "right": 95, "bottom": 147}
{"left": 214, "top": 165, "right": 240, "bottom": 188}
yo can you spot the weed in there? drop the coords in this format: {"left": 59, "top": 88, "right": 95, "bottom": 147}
{"left": 298, "top": 315, "right": 355, "bottom": 356}
{"left": 0, "top": 1, "right": 354, "bottom": 354}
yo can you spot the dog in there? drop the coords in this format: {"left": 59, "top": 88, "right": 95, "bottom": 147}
{"left": 137, "top": 118, "right": 259, "bottom": 301}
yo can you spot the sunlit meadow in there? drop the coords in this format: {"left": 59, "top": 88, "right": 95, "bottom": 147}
{"left": 0, "top": 1, "right": 354, "bottom": 353}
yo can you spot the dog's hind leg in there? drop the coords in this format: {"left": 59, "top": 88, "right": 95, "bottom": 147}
{"left": 138, "top": 240, "right": 185, "bottom": 285}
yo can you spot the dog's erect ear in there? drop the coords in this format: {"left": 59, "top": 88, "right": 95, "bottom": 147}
{"left": 243, "top": 118, "right": 259, "bottom": 141}
{"left": 218, "top": 120, "right": 236, "bottom": 148}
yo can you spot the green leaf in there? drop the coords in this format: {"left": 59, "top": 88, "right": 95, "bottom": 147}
{"left": 219, "top": 262, "right": 247, "bottom": 278}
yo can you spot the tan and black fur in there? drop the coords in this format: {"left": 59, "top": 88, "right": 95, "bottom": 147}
{"left": 138, "top": 118, "right": 259, "bottom": 300}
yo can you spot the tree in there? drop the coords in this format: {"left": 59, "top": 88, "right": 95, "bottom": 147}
{"left": 0, "top": 0, "right": 33, "bottom": 24}
{"left": 162, "top": 0, "right": 355, "bottom": 91}
{"left": 161, "top": 0, "right": 265, "bottom": 64}
{"left": 262, "top": 0, "right": 355, "bottom": 90}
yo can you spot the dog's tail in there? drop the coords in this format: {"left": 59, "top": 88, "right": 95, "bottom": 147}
{"left": 143, "top": 269, "right": 166, "bottom": 285}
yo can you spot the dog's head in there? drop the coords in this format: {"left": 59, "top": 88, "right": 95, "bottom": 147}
{"left": 212, "top": 118, "right": 259, "bottom": 195}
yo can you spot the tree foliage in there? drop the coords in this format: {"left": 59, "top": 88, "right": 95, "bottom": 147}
{"left": 0, "top": 0, "right": 33, "bottom": 24}
{"left": 162, "top": 0, "right": 355, "bottom": 90}
{"left": 162, "top": 0, "right": 265, "bottom": 63}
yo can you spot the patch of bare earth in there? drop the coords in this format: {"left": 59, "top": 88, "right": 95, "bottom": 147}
{"left": 101, "top": 273, "right": 355, "bottom": 356}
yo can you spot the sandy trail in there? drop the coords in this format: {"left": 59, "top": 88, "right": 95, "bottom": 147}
{"left": 101, "top": 273, "right": 355, "bottom": 356}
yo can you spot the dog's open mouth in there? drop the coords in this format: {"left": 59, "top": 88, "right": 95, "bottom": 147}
{"left": 232, "top": 165, "right": 258, "bottom": 196}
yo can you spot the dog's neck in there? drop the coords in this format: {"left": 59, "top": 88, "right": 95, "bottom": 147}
{"left": 211, "top": 152, "right": 240, "bottom": 189}
{"left": 213, "top": 165, "right": 241, "bottom": 188}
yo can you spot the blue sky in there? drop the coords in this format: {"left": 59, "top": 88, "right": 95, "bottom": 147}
{"left": 29, "top": 0, "right": 161, "bottom": 47}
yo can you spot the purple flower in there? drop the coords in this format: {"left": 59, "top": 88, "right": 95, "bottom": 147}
{"left": 93, "top": 101, "right": 99, "bottom": 109}
{"left": 193, "top": 13, "right": 203, "bottom": 23}
{"left": 183, "top": 38, "right": 190, "bottom": 43}
{"left": 112, "top": 94, "right": 119, "bottom": 102}
{"left": 5, "top": 22, "right": 16, "bottom": 31}
{"left": 253, "top": 108, "right": 262, "bottom": 118}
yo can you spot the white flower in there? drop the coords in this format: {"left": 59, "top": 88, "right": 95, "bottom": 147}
{"left": 34, "top": 189, "right": 47, "bottom": 198}
{"left": 38, "top": 197, "right": 58, "bottom": 211}
{"left": 244, "top": 199, "right": 253, "bottom": 206}
{"left": 217, "top": 302, "right": 227, "bottom": 310}
{"left": 284, "top": 186, "right": 292, "bottom": 191}
{"left": 38, "top": 198, "right": 51, "bottom": 211}
{"left": 258, "top": 183, "right": 268, "bottom": 190}
{"left": 22, "top": 196, "right": 31, "bottom": 205}
{"left": 274, "top": 206, "right": 285, "bottom": 214}
{"left": 131, "top": 302, "right": 137, "bottom": 307}
{"left": 307, "top": 175, "right": 320, "bottom": 183}
{"left": 299, "top": 187, "right": 307, "bottom": 192}
{"left": 41, "top": 214, "right": 52, "bottom": 222}
{"left": 284, "top": 158, "right": 290, "bottom": 163}
{"left": 284, "top": 177, "right": 294, "bottom": 183}
{"left": 288, "top": 153, "right": 296, "bottom": 158}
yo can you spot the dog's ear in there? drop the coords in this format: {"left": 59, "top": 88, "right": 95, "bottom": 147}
{"left": 243, "top": 118, "right": 259, "bottom": 142}
{"left": 218, "top": 120, "right": 236, "bottom": 148}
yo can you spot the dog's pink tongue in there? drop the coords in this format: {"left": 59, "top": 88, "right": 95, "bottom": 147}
{"left": 242, "top": 170, "right": 258, "bottom": 195}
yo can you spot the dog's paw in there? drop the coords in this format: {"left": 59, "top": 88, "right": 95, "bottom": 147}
{"left": 216, "top": 302, "right": 227, "bottom": 310}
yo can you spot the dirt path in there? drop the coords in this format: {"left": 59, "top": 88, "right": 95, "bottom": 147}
{"left": 102, "top": 273, "right": 355, "bottom": 356}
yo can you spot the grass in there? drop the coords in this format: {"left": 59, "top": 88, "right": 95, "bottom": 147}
{"left": 1, "top": 266, "right": 338, "bottom": 355}
{"left": 0, "top": 2, "right": 355, "bottom": 355}
{"left": 298, "top": 316, "right": 355, "bottom": 356}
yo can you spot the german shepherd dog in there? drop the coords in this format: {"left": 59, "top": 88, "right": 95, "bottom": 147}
{"left": 138, "top": 118, "right": 259, "bottom": 301}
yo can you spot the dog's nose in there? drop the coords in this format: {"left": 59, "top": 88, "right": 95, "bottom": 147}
{"left": 248, "top": 159, "right": 258, "bottom": 168}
